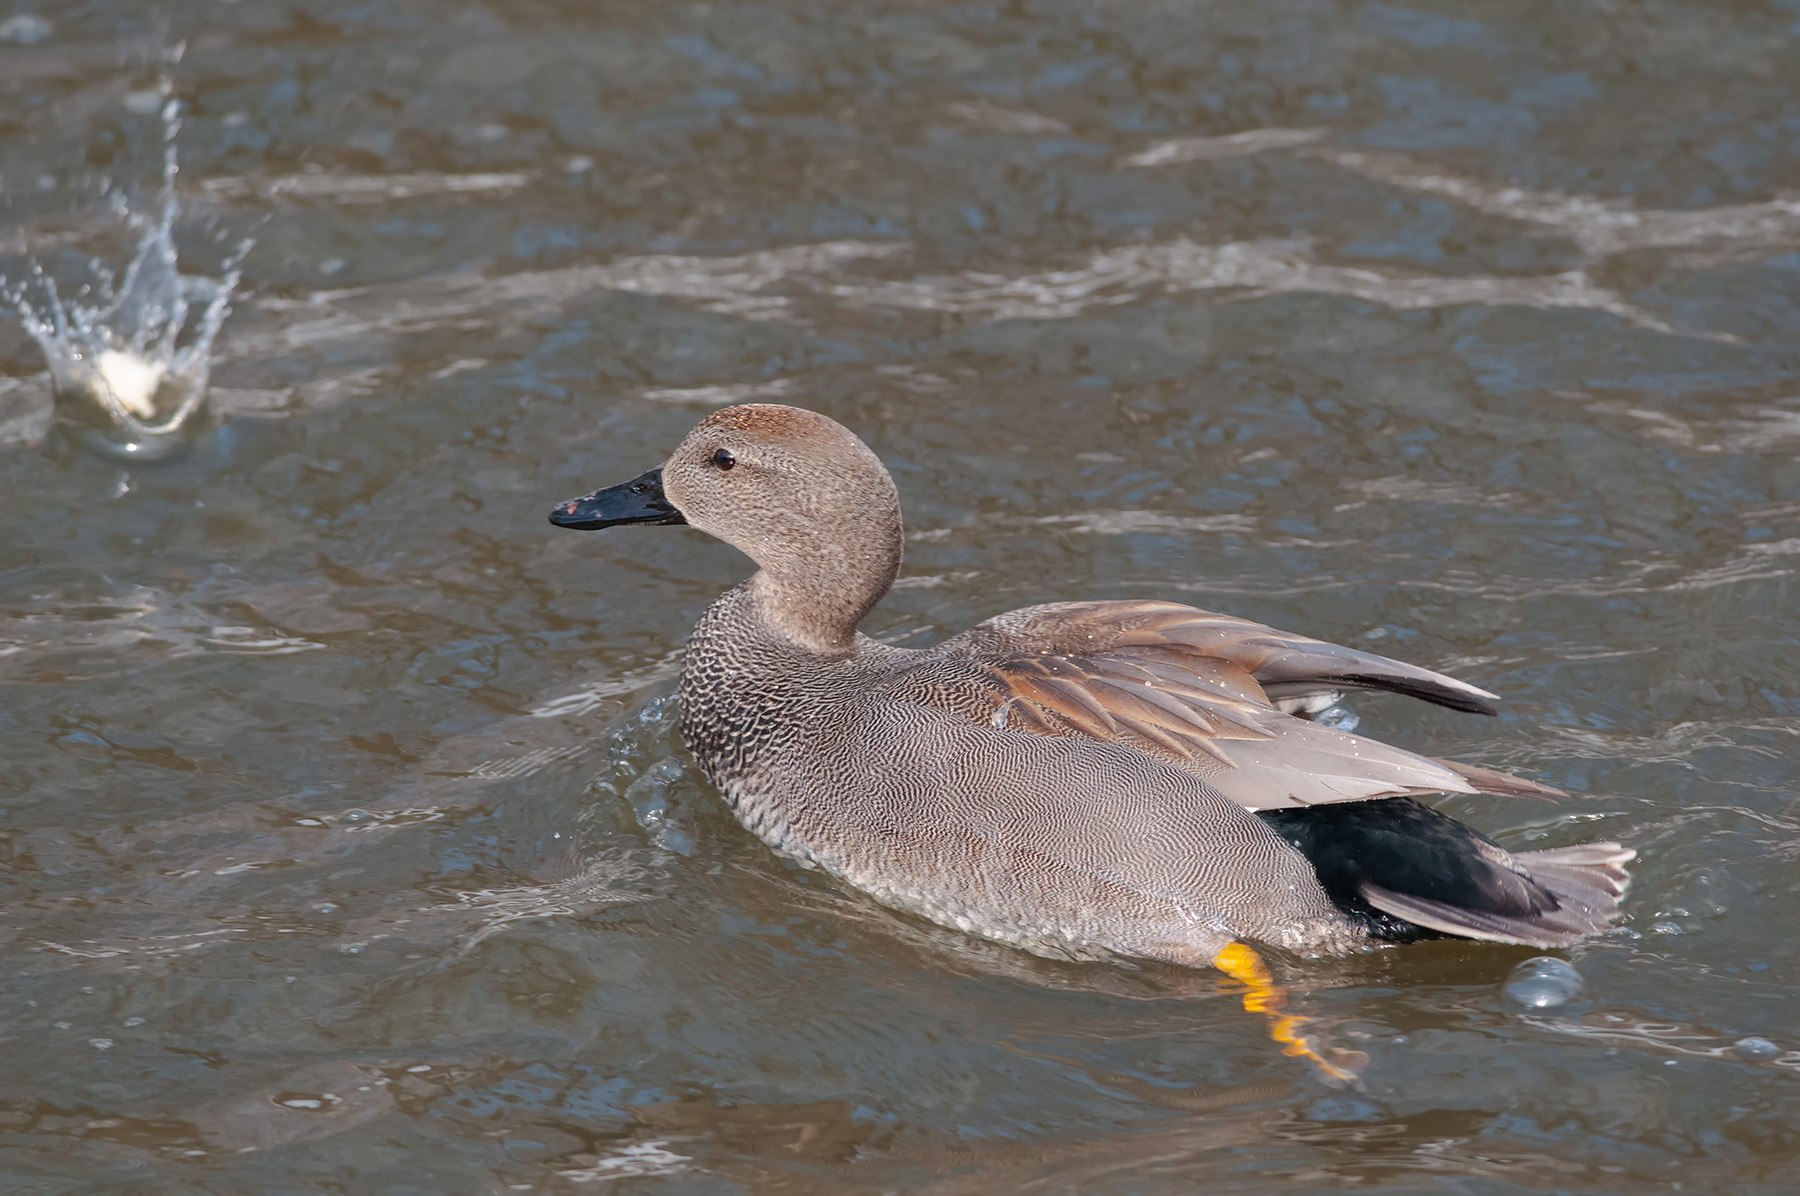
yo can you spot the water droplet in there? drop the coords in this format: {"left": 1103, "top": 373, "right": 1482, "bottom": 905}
{"left": 123, "top": 1016, "right": 145, "bottom": 1028}
{"left": 1, "top": 80, "right": 251, "bottom": 458}
{"left": 1735, "top": 1036, "right": 1780, "bottom": 1060}
{"left": 309, "top": 900, "right": 341, "bottom": 915}
{"left": 338, "top": 808, "right": 375, "bottom": 825}
{"left": 95, "top": 349, "right": 166, "bottom": 417}
{"left": 90, "top": 1038, "right": 114, "bottom": 1050}
{"left": 339, "top": 942, "right": 367, "bottom": 956}
{"left": 1503, "top": 956, "right": 1586, "bottom": 1009}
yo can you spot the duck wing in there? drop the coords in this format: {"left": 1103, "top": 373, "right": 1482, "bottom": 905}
{"left": 914, "top": 599, "right": 1563, "bottom": 811}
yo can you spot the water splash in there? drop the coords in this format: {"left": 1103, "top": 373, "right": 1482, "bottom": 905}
{"left": 1, "top": 75, "right": 251, "bottom": 459}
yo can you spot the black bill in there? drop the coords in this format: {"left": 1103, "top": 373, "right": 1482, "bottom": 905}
{"left": 548, "top": 468, "right": 686, "bottom": 530}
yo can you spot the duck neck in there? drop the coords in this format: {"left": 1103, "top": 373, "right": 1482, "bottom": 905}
{"left": 745, "top": 527, "right": 901, "bottom": 657}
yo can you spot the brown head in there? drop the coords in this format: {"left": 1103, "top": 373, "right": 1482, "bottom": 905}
{"left": 549, "top": 404, "right": 903, "bottom": 653}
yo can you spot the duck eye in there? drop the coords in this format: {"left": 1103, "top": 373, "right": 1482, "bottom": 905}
{"left": 711, "top": 448, "right": 736, "bottom": 471}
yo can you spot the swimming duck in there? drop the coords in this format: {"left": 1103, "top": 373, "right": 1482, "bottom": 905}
{"left": 550, "top": 404, "right": 1632, "bottom": 1076}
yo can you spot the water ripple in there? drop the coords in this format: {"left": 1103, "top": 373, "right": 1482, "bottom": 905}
{"left": 826, "top": 237, "right": 1707, "bottom": 332}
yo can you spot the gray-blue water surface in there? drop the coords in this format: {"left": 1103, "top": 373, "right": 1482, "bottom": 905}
{"left": 2, "top": 1, "right": 1797, "bottom": 1191}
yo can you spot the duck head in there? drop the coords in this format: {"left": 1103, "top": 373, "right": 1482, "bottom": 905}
{"left": 550, "top": 404, "right": 904, "bottom": 652}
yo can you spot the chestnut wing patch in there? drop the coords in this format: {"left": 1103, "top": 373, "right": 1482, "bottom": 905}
{"left": 919, "top": 599, "right": 1560, "bottom": 811}
{"left": 984, "top": 648, "right": 1275, "bottom": 767}
{"left": 977, "top": 600, "right": 1501, "bottom": 716}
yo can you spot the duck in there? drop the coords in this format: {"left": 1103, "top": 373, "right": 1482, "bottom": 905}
{"left": 549, "top": 403, "right": 1632, "bottom": 1078}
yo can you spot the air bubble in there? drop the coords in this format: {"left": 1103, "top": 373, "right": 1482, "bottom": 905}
{"left": 1734, "top": 1036, "right": 1780, "bottom": 1060}
{"left": 1503, "top": 956, "right": 1586, "bottom": 1009}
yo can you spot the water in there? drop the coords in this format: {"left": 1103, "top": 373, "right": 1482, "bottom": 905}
{"left": 2, "top": 65, "right": 249, "bottom": 459}
{"left": 1, "top": 2, "right": 1798, "bottom": 1192}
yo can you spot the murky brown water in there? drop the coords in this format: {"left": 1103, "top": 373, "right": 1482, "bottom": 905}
{"left": 3, "top": 1, "right": 1798, "bottom": 1191}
